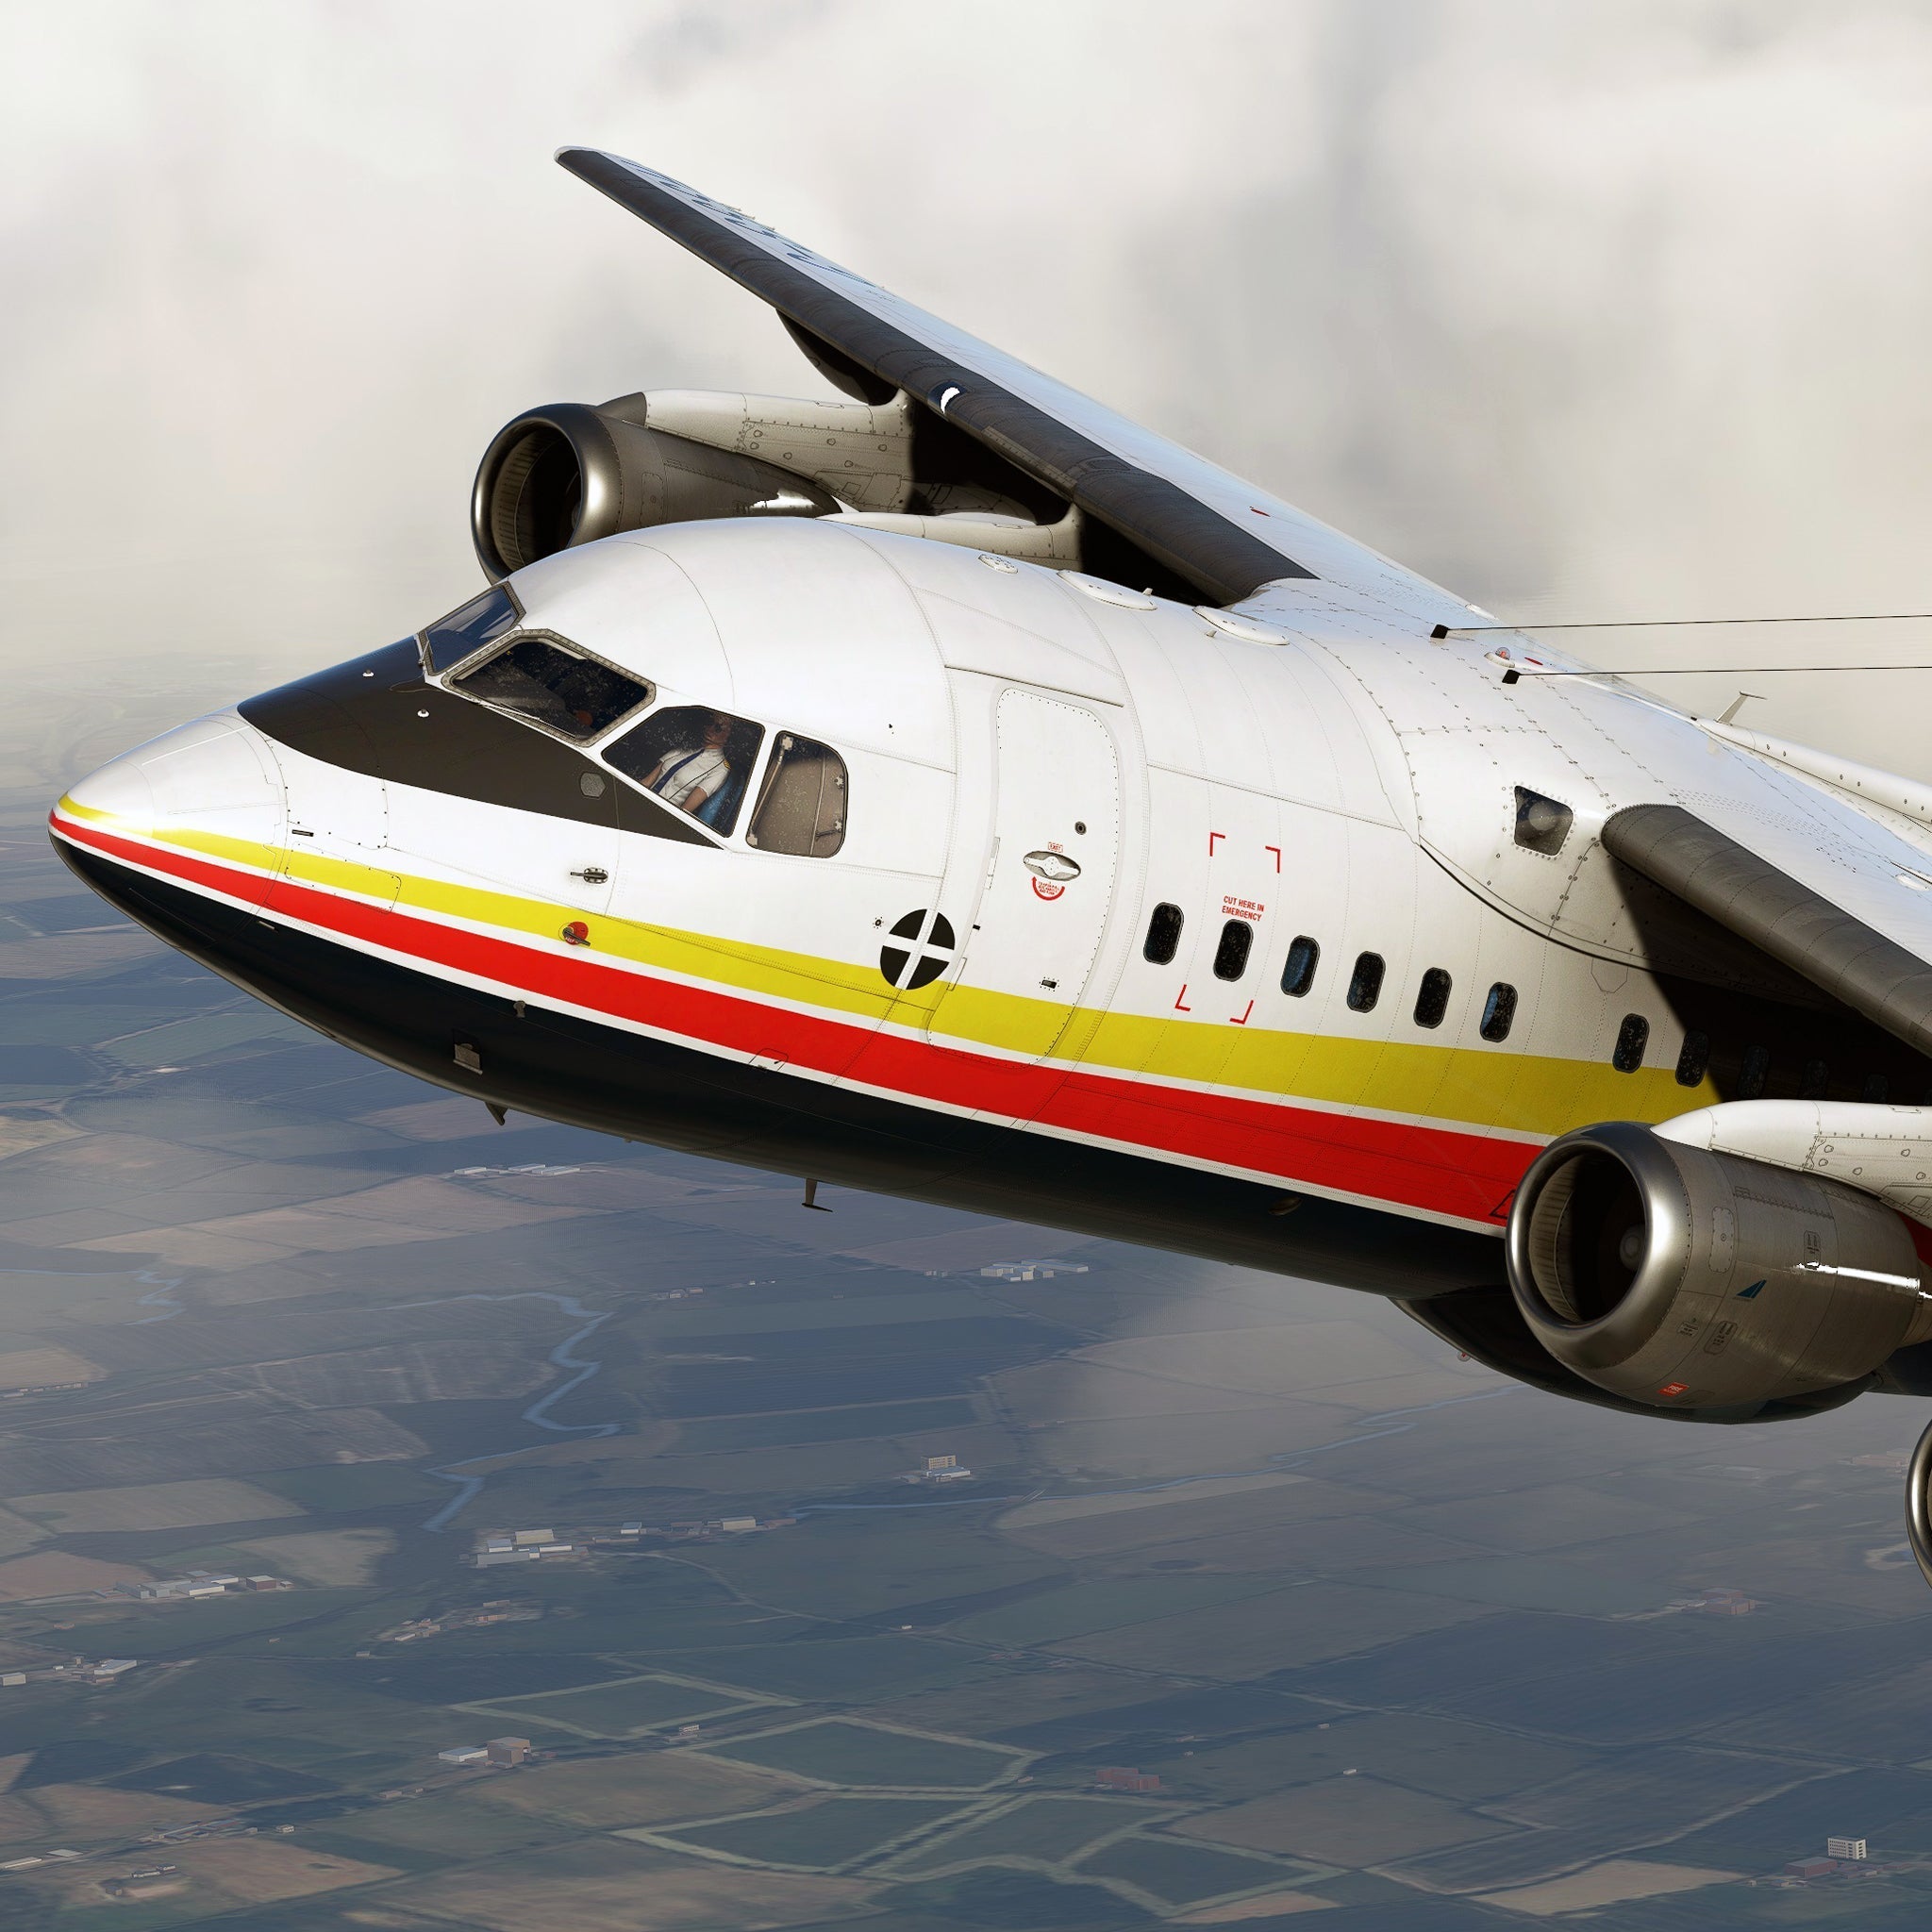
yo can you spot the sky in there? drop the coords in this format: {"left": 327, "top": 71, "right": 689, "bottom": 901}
{"left": 8, "top": 0, "right": 1932, "bottom": 773}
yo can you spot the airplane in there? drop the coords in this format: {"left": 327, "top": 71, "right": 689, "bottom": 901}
{"left": 51, "top": 148, "right": 1932, "bottom": 1581}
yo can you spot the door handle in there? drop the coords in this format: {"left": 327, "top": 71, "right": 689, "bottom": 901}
{"left": 570, "top": 867, "right": 609, "bottom": 884}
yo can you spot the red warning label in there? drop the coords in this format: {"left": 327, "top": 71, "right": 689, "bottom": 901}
{"left": 1222, "top": 895, "right": 1265, "bottom": 922}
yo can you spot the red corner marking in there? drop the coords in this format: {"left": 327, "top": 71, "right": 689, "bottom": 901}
{"left": 1265, "top": 845, "right": 1281, "bottom": 873}
{"left": 1208, "top": 832, "right": 1224, "bottom": 857}
{"left": 1174, "top": 984, "right": 1192, "bottom": 1013}
{"left": 1230, "top": 1001, "right": 1254, "bottom": 1026}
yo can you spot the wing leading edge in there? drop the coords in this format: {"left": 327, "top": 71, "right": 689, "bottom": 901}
{"left": 1606, "top": 803, "right": 1932, "bottom": 1061}
{"left": 556, "top": 147, "right": 1472, "bottom": 624}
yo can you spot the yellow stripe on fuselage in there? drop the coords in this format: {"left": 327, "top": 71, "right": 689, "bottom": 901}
{"left": 57, "top": 798, "right": 1715, "bottom": 1140}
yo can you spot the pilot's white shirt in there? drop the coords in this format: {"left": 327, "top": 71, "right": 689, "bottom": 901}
{"left": 654, "top": 746, "right": 729, "bottom": 808}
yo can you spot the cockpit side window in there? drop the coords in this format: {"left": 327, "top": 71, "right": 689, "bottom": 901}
{"left": 747, "top": 733, "right": 849, "bottom": 857}
{"left": 421, "top": 584, "right": 521, "bottom": 674}
{"left": 605, "top": 706, "right": 765, "bottom": 835}
{"left": 450, "top": 634, "right": 652, "bottom": 741}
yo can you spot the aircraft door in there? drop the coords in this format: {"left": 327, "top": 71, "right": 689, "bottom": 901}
{"left": 924, "top": 687, "right": 1121, "bottom": 1062}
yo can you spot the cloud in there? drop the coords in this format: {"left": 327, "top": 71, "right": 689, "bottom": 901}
{"left": 8, "top": 1, "right": 1932, "bottom": 767}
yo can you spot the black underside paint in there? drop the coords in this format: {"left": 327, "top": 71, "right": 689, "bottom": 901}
{"left": 238, "top": 641, "right": 709, "bottom": 845}
{"left": 57, "top": 840, "right": 1505, "bottom": 1302}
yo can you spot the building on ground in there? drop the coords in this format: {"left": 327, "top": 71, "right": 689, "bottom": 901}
{"left": 438, "top": 1746, "right": 487, "bottom": 1766}
{"left": 906, "top": 1454, "right": 974, "bottom": 1483}
{"left": 486, "top": 1737, "right": 531, "bottom": 1768}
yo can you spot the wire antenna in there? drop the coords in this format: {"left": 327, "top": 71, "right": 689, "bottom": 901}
{"left": 1485, "top": 662, "right": 1932, "bottom": 678}
{"left": 1433, "top": 611, "right": 1932, "bottom": 637}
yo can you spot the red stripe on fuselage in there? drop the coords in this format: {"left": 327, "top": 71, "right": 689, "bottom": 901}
{"left": 51, "top": 810, "right": 1530, "bottom": 1227}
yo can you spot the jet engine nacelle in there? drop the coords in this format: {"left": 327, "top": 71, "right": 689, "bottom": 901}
{"left": 1506, "top": 1121, "right": 1932, "bottom": 1410}
{"left": 473, "top": 383, "right": 1087, "bottom": 583}
{"left": 472, "top": 396, "right": 839, "bottom": 577}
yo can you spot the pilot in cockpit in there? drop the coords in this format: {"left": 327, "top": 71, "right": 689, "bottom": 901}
{"left": 636, "top": 709, "right": 735, "bottom": 819}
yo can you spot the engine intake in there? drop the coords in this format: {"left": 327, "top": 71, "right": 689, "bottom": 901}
{"left": 1506, "top": 1121, "right": 1931, "bottom": 1410}
{"left": 472, "top": 399, "right": 836, "bottom": 577}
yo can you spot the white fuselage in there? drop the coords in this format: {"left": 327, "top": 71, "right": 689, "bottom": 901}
{"left": 50, "top": 519, "right": 1932, "bottom": 1284}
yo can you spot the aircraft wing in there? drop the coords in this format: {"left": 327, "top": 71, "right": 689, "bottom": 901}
{"left": 1607, "top": 780, "right": 1932, "bottom": 1061}
{"left": 557, "top": 147, "right": 1472, "bottom": 624}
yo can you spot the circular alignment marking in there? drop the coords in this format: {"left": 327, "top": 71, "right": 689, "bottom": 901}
{"left": 880, "top": 908, "right": 957, "bottom": 991}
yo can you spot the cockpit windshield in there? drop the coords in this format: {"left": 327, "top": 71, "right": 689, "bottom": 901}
{"left": 450, "top": 635, "right": 653, "bottom": 741}
{"left": 606, "top": 706, "right": 764, "bottom": 835}
{"left": 420, "top": 584, "right": 521, "bottom": 674}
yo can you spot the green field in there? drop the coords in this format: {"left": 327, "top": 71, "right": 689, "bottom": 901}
{"left": 673, "top": 1397, "right": 980, "bottom": 1451}
{"left": 109, "top": 1752, "right": 336, "bottom": 1805}
{"left": 298, "top": 1652, "right": 630, "bottom": 1706}
{"left": 474, "top": 1674, "right": 759, "bottom": 1737}
{"left": 650, "top": 1795, "right": 971, "bottom": 1868}
{"left": 312, "top": 1793, "right": 577, "bottom": 1859}
{"left": 1164, "top": 1712, "right": 1593, "bottom": 1804}
{"left": 950, "top": 1574, "right": 1279, "bottom": 1646}
{"left": 700, "top": 1720, "right": 1023, "bottom": 1789}
{"left": 693, "top": 1510, "right": 1061, "bottom": 1622}
{"left": 662, "top": 1636, "right": 984, "bottom": 1703}
{"left": 256, "top": 1463, "right": 450, "bottom": 1511}
{"left": 645, "top": 1291, "right": 992, "bottom": 1336}
{"left": 4, "top": 1587, "right": 368, "bottom": 1659}
{"left": 103, "top": 1010, "right": 309, "bottom": 1066}
{"left": 58, "top": 1657, "right": 461, "bottom": 1787}
{"left": 1079, "top": 1831, "right": 1305, "bottom": 1904}
{"left": 892, "top": 1796, "right": 1147, "bottom": 1870}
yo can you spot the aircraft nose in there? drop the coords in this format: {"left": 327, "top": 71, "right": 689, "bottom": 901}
{"left": 54, "top": 712, "right": 284, "bottom": 856}
{"left": 61, "top": 741, "right": 158, "bottom": 830}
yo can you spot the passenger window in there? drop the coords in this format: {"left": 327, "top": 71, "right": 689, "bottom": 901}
{"left": 1280, "top": 936, "right": 1320, "bottom": 997}
{"left": 1675, "top": 1029, "right": 1711, "bottom": 1088}
{"left": 1863, "top": 1074, "right": 1890, "bottom": 1104}
{"left": 1739, "top": 1044, "right": 1770, "bottom": 1099}
{"left": 1144, "top": 903, "right": 1184, "bottom": 965}
{"left": 1346, "top": 952, "right": 1385, "bottom": 1013}
{"left": 1612, "top": 1013, "right": 1650, "bottom": 1073}
{"left": 1213, "top": 920, "right": 1254, "bottom": 982}
{"left": 452, "top": 634, "right": 651, "bottom": 741}
{"left": 604, "top": 706, "right": 764, "bottom": 835}
{"left": 747, "top": 732, "right": 849, "bottom": 857}
{"left": 1479, "top": 982, "right": 1517, "bottom": 1042}
{"left": 1413, "top": 968, "right": 1452, "bottom": 1029}
{"left": 422, "top": 584, "right": 521, "bottom": 674}
{"left": 1802, "top": 1058, "right": 1830, "bottom": 1100}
